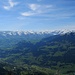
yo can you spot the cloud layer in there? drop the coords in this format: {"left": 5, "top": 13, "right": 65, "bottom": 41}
{"left": 3, "top": 0, "right": 18, "bottom": 10}
{"left": 21, "top": 4, "right": 53, "bottom": 17}
{"left": 0, "top": 0, "right": 75, "bottom": 31}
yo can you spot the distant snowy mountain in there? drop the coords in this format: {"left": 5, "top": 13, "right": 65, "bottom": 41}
{"left": 0, "top": 31, "right": 66, "bottom": 36}
{"left": 0, "top": 30, "right": 74, "bottom": 49}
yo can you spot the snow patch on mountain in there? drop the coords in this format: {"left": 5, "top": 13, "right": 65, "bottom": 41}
{"left": 0, "top": 30, "right": 74, "bottom": 36}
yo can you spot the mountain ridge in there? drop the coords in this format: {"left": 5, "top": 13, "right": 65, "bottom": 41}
{"left": 0, "top": 30, "right": 71, "bottom": 36}
{"left": 0, "top": 32, "right": 75, "bottom": 75}
{"left": 1, "top": 32, "right": 75, "bottom": 64}
{"left": 0, "top": 30, "right": 68, "bottom": 49}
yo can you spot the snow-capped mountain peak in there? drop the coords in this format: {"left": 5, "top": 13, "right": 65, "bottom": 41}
{"left": 0, "top": 30, "right": 74, "bottom": 36}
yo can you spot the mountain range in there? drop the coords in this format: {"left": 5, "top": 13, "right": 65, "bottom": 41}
{"left": 0, "top": 31, "right": 65, "bottom": 49}
{"left": 0, "top": 31, "right": 75, "bottom": 75}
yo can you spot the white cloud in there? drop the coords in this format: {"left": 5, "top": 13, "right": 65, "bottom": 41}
{"left": 28, "top": 4, "right": 53, "bottom": 12}
{"left": 21, "top": 4, "right": 53, "bottom": 17}
{"left": 21, "top": 12, "right": 35, "bottom": 17}
{"left": 3, "top": 0, "right": 19, "bottom": 10}
{"left": 28, "top": 4, "right": 40, "bottom": 11}
{"left": 20, "top": 3, "right": 74, "bottom": 20}
{"left": 3, "top": 6, "right": 10, "bottom": 10}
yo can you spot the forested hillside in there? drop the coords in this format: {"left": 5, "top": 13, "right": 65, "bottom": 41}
{"left": 0, "top": 32, "right": 75, "bottom": 75}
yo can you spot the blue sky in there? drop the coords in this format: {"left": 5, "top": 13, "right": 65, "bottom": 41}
{"left": 0, "top": 0, "right": 75, "bottom": 31}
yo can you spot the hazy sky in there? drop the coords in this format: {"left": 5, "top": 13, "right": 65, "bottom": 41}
{"left": 0, "top": 0, "right": 75, "bottom": 31}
